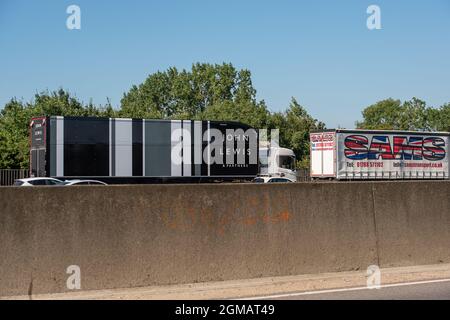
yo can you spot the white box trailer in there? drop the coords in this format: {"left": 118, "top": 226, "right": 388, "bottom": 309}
{"left": 310, "top": 129, "right": 450, "bottom": 180}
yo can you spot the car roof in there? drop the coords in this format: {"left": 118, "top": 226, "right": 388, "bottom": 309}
{"left": 255, "top": 176, "right": 294, "bottom": 182}
{"left": 269, "top": 177, "right": 293, "bottom": 181}
{"left": 64, "top": 179, "right": 105, "bottom": 184}
{"left": 17, "top": 177, "right": 61, "bottom": 182}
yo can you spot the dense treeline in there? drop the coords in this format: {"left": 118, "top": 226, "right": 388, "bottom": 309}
{"left": 0, "top": 63, "right": 448, "bottom": 170}
{"left": 356, "top": 97, "right": 449, "bottom": 132}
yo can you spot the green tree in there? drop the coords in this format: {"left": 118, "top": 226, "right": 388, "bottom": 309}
{"left": 120, "top": 63, "right": 245, "bottom": 119}
{"left": 357, "top": 97, "right": 449, "bottom": 132}
{"left": 0, "top": 99, "right": 35, "bottom": 168}
{"left": 356, "top": 98, "right": 403, "bottom": 129}
{"left": 269, "top": 98, "right": 325, "bottom": 169}
{"left": 234, "top": 69, "right": 256, "bottom": 105}
{"left": 428, "top": 103, "right": 450, "bottom": 132}
{"left": 400, "top": 97, "right": 429, "bottom": 130}
{"left": 119, "top": 71, "right": 170, "bottom": 119}
{"left": 200, "top": 100, "right": 270, "bottom": 129}
{"left": 0, "top": 89, "right": 111, "bottom": 168}
{"left": 27, "top": 88, "right": 88, "bottom": 117}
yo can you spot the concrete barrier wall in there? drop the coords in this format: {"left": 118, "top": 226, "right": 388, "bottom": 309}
{"left": 373, "top": 182, "right": 450, "bottom": 266}
{"left": 0, "top": 181, "right": 448, "bottom": 296}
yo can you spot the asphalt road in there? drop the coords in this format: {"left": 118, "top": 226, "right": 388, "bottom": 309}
{"left": 4, "top": 264, "right": 450, "bottom": 300}
{"left": 265, "top": 279, "right": 450, "bottom": 300}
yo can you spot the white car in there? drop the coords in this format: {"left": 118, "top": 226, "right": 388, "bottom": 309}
{"left": 14, "top": 177, "right": 64, "bottom": 186}
{"left": 253, "top": 176, "right": 295, "bottom": 183}
{"left": 63, "top": 179, "right": 107, "bottom": 186}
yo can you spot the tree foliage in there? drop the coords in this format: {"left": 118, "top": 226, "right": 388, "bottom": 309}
{"left": 428, "top": 103, "right": 450, "bottom": 132}
{"left": 268, "top": 98, "right": 325, "bottom": 168}
{"left": 120, "top": 63, "right": 254, "bottom": 120}
{"left": 357, "top": 97, "right": 450, "bottom": 131}
{"left": 0, "top": 89, "right": 115, "bottom": 168}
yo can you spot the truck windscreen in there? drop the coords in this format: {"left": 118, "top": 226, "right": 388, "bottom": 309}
{"left": 279, "top": 155, "right": 295, "bottom": 170}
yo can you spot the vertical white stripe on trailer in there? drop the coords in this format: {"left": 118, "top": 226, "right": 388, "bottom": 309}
{"left": 109, "top": 118, "right": 112, "bottom": 176}
{"left": 56, "top": 116, "right": 64, "bottom": 176}
{"left": 194, "top": 121, "right": 202, "bottom": 175}
{"left": 171, "top": 120, "right": 182, "bottom": 177}
{"left": 447, "top": 136, "right": 450, "bottom": 180}
{"left": 115, "top": 118, "right": 133, "bottom": 177}
{"left": 207, "top": 121, "right": 211, "bottom": 177}
{"left": 182, "top": 120, "right": 191, "bottom": 176}
{"left": 142, "top": 119, "right": 146, "bottom": 177}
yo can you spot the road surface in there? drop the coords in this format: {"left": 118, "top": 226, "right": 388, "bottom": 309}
{"left": 3, "top": 263, "right": 450, "bottom": 300}
{"left": 248, "top": 278, "right": 450, "bottom": 300}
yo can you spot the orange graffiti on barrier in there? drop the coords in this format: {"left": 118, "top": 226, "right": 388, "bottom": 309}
{"left": 160, "top": 207, "right": 292, "bottom": 235}
{"left": 262, "top": 211, "right": 290, "bottom": 224}
{"left": 279, "top": 211, "right": 290, "bottom": 221}
{"left": 248, "top": 195, "right": 259, "bottom": 207}
{"left": 242, "top": 216, "right": 258, "bottom": 226}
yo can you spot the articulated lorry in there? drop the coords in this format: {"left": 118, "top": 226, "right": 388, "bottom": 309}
{"left": 310, "top": 129, "right": 449, "bottom": 180}
{"left": 29, "top": 116, "right": 297, "bottom": 183}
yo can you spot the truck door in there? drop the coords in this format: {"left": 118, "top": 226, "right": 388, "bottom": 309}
{"left": 30, "top": 117, "right": 47, "bottom": 177}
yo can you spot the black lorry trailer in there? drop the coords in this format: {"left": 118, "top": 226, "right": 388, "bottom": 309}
{"left": 29, "top": 116, "right": 259, "bottom": 184}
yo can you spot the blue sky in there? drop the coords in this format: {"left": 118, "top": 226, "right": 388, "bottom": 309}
{"left": 1, "top": 0, "right": 449, "bottom": 128}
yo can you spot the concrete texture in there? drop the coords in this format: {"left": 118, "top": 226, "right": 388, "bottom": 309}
{"left": 373, "top": 182, "right": 450, "bottom": 266}
{"left": 0, "top": 181, "right": 448, "bottom": 296}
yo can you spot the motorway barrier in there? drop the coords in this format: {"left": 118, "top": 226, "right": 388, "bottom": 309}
{"left": 0, "top": 181, "right": 448, "bottom": 296}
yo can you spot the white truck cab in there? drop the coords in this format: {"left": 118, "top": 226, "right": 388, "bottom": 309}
{"left": 259, "top": 146, "right": 297, "bottom": 182}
